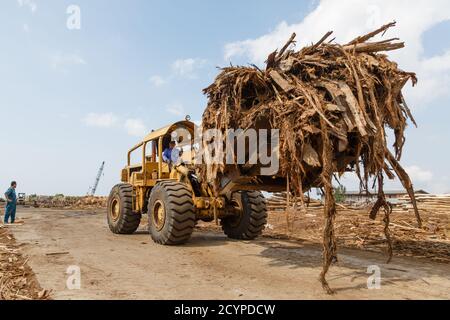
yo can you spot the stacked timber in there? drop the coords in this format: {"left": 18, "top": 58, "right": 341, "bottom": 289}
{"left": 31, "top": 196, "right": 107, "bottom": 209}
{"left": 394, "top": 194, "right": 450, "bottom": 215}
{"left": 267, "top": 193, "right": 323, "bottom": 211}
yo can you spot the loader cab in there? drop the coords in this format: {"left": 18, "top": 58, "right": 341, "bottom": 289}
{"left": 121, "top": 120, "right": 195, "bottom": 187}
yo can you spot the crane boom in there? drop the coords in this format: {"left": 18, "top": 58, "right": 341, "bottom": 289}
{"left": 89, "top": 161, "right": 105, "bottom": 196}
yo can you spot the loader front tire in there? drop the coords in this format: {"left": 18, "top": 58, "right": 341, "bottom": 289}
{"left": 107, "top": 184, "right": 141, "bottom": 234}
{"left": 148, "top": 181, "right": 196, "bottom": 245}
{"left": 222, "top": 191, "right": 267, "bottom": 240}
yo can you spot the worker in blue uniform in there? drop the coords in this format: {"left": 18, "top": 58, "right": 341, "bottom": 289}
{"left": 4, "top": 181, "right": 17, "bottom": 224}
{"left": 162, "top": 141, "right": 176, "bottom": 164}
{"left": 163, "top": 141, "right": 183, "bottom": 171}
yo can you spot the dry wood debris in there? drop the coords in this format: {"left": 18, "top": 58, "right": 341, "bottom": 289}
{"left": 30, "top": 196, "right": 107, "bottom": 210}
{"left": 202, "top": 22, "right": 422, "bottom": 293}
{"left": 265, "top": 206, "right": 449, "bottom": 264}
{"left": 0, "top": 225, "right": 50, "bottom": 300}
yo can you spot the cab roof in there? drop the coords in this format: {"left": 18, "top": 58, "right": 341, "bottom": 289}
{"left": 142, "top": 120, "right": 194, "bottom": 143}
{"left": 128, "top": 120, "right": 195, "bottom": 154}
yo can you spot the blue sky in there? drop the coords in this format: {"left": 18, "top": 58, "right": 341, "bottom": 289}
{"left": 1, "top": 0, "right": 449, "bottom": 196}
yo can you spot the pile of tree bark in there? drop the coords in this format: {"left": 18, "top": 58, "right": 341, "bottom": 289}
{"left": 202, "top": 22, "right": 421, "bottom": 293}
{"left": 0, "top": 225, "right": 50, "bottom": 300}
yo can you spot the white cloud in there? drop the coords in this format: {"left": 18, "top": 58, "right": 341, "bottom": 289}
{"left": 167, "top": 102, "right": 186, "bottom": 117}
{"left": 51, "top": 53, "right": 86, "bottom": 72}
{"left": 17, "top": 0, "right": 37, "bottom": 13}
{"left": 83, "top": 113, "right": 118, "bottom": 128}
{"left": 23, "top": 24, "right": 30, "bottom": 33}
{"left": 83, "top": 114, "right": 148, "bottom": 137}
{"left": 340, "top": 166, "right": 448, "bottom": 194}
{"left": 224, "top": 0, "right": 450, "bottom": 107}
{"left": 405, "top": 165, "right": 434, "bottom": 183}
{"left": 404, "top": 166, "right": 450, "bottom": 194}
{"left": 152, "top": 58, "right": 207, "bottom": 84}
{"left": 125, "top": 119, "right": 148, "bottom": 137}
{"left": 149, "top": 75, "right": 167, "bottom": 87}
{"left": 171, "top": 58, "right": 207, "bottom": 79}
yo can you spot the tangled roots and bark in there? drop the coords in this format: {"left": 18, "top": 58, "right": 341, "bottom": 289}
{"left": 201, "top": 22, "right": 422, "bottom": 293}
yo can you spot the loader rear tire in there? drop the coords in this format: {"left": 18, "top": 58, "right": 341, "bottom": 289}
{"left": 107, "top": 184, "right": 141, "bottom": 234}
{"left": 148, "top": 181, "right": 196, "bottom": 245}
{"left": 222, "top": 191, "right": 267, "bottom": 240}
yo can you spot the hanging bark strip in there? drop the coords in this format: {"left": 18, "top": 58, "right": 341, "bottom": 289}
{"left": 319, "top": 118, "right": 338, "bottom": 295}
{"left": 201, "top": 22, "right": 421, "bottom": 293}
{"left": 370, "top": 174, "right": 394, "bottom": 263}
{"left": 383, "top": 205, "right": 393, "bottom": 264}
{"left": 386, "top": 151, "right": 422, "bottom": 228}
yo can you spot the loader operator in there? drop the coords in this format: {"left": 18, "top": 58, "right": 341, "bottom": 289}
{"left": 163, "top": 141, "right": 183, "bottom": 170}
{"left": 162, "top": 141, "right": 176, "bottom": 164}
{"left": 4, "top": 181, "right": 17, "bottom": 224}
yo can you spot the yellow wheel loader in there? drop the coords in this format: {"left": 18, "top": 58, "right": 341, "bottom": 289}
{"left": 107, "top": 120, "right": 285, "bottom": 245}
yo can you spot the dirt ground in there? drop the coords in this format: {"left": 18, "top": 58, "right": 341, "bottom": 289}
{"left": 4, "top": 206, "right": 450, "bottom": 300}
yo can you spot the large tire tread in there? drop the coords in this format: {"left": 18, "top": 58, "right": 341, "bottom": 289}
{"left": 148, "top": 181, "right": 196, "bottom": 245}
{"left": 107, "top": 183, "right": 141, "bottom": 234}
{"left": 222, "top": 191, "right": 267, "bottom": 240}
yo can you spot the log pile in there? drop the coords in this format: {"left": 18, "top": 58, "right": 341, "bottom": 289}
{"left": 202, "top": 22, "right": 421, "bottom": 293}
{"left": 31, "top": 196, "right": 107, "bottom": 210}
{"left": 394, "top": 194, "right": 450, "bottom": 215}
{"left": 267, "top": 193, "right": 322, "bottom": 211}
